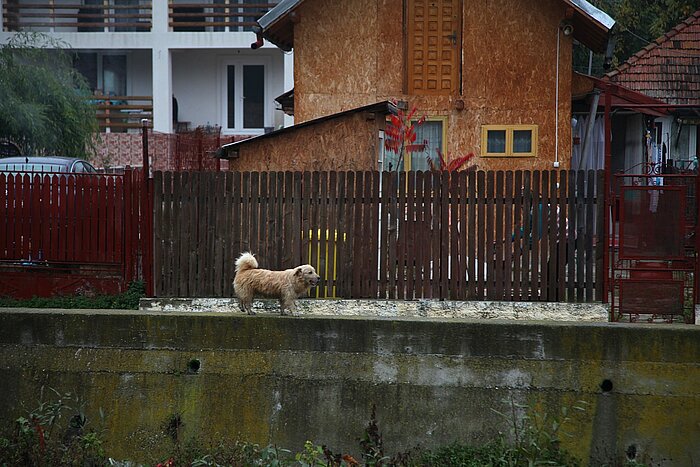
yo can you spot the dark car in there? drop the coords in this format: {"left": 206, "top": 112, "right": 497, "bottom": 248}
{"left": 0, "top": 156, "right": 98, "bottom": 174}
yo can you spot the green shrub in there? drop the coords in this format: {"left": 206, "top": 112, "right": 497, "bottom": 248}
{"left": 0, "top": 281, "right": 145, "bottom": 310}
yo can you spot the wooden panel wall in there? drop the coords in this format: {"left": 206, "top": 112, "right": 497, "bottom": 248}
{"left": 154, "top": 169, "right": 603, "bottom": 302}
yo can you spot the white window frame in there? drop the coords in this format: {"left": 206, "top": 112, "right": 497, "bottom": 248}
{"left": 219, "top": 56, "right": 272, "bottom": 135}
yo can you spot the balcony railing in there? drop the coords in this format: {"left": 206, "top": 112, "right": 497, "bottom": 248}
{"left": 92, "top": 95, "right": 153, "bottom": 132}
{"left": 2, "top": 2, "right": 152, "bottom": 32}
{"left": 168, "top": 1, "right": 277, "bottom": 32}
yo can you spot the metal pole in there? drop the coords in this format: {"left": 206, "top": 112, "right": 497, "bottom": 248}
{"left": 603, "top": 84, "right": 612, "bottom": 311}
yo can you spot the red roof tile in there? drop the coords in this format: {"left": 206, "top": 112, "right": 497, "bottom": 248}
{"left": 607, "top": 9, "right": 700, "bottom": 105}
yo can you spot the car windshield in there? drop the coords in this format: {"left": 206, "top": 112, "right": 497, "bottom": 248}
{"left": 0, "top": 163, "right": 69, "bottom": 173}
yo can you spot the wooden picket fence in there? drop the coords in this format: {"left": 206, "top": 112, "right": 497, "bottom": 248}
{"left": 0, "top": 169, "right": 149, "bottom": 298}
{"left": 154, "top": 170, "right": 604, "bottom": 302}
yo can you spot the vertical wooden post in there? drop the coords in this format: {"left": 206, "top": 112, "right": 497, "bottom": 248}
{"left": 603, "top": 83, "right": 612, "bottom": 309}
{"left": 142, "top": 119, "right": 154, "bottom": 296}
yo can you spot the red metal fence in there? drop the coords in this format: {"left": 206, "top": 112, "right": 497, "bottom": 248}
{"left": 0, "top": 169, "right": 149, "bottom": 298}
{"left": 154, "top": 170, "right": 604, "bottom": 301}
{"left": 610, "top": 174, "right": 697, "bottom": 323}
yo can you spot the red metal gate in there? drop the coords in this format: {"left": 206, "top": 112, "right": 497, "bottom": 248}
{"left": 0, "top": 168, "right": 150, "bottom": 299}
{"left": 610, "top": 173, "right": 698, "bottom": 323}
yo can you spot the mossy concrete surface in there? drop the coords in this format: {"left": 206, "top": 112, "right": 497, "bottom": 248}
{"left": 141, "top": 297, "right": 609, "bottom": 321}
{"left": 0, "top": 308, "right": 698, "bottom": 465}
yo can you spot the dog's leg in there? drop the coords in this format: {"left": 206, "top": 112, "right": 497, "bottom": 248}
{"left": 278, "top": 298, "right": 289, "bottom": 316}
{"left": 237, "top": 295, "right": 255, "bottom": 315}
{"left": 280, "top": 294, "right": 298, "bottom": 316}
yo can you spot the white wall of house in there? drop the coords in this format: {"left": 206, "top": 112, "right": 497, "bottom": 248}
{"left": 171, "top": 48, "right": 286, "bottom": 135}
{"left": 0, "top": 0, "right": 289, "bottom": 135}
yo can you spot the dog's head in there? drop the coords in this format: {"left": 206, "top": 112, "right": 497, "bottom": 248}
{"left": 295, "top": 264, "right": 320, "bottom": 288}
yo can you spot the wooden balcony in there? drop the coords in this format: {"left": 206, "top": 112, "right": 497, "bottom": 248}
{"left": 168, "top": 1, "right": 277, "bottom": 32}
{"left": 2, "top": 2, "right": 152, "bottom": 32}
{"left": 92, "top": 95, "right": 153, "bottom": 132}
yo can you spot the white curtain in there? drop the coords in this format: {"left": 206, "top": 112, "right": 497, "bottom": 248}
{"left": 572, "top": 115, "right": 605, "bottom": 171}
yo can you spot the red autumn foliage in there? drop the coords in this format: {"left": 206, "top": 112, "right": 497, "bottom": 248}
{"left": 427, "top": 149, "right": 476, "bottom": 173}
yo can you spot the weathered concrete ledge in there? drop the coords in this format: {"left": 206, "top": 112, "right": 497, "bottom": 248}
{"left": 140, "top": 297, "right": 609, "bottom": 321}
{"left": 0, "top": 309, "right": 698, "bottom": 465}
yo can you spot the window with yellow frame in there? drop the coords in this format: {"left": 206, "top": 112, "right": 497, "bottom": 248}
{"left": 384, "top": 117, "right": 448, "bottom": 171}
{"left": 481, "top": 125, "right": 538, "bottom": 157}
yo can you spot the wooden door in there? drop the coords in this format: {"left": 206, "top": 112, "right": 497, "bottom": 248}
{"left": 407, "top": 0, "right": 461, "bottom": 95}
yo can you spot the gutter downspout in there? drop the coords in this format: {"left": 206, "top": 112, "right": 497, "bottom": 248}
{"left": 555, "top": 27, "right": 561, "bottom": 168}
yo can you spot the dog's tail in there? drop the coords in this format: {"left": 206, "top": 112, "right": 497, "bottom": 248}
{"left": 235, "top": 252, "right": 258, "bottom": 274}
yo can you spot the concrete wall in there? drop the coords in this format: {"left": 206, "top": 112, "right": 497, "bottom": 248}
{"left": 1, "top": 309, "right": 698, "bottom": 466}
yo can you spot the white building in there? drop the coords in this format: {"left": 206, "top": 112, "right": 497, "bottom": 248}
{"left": 0, "top": 1, "right": 292, "bottom": 137}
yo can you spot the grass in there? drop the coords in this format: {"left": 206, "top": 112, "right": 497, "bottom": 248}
{"left": 0, "top": 281, "right": 145, "bottom": 310}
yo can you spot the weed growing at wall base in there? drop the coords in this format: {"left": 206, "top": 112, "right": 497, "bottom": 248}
{"left": 0, "top": 387, "right": 106, "bottom": 466}
{"left": 2, "top": 392, "right": 623, "bottom": 466}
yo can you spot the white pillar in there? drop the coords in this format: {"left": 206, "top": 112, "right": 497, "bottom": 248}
{"left": 283, "top": 51, "right": 294, "bottom": 127}
{"left": 152, "top": 47, "right": 173, "bottom": 134}
{"left": 151, "top": 0, "right": 169, "bottom": 33}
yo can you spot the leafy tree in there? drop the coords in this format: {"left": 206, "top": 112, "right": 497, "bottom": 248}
{"left": 383, "top": 101, "right": 426, "bottom": 172}
{"left": 0, "top": 32, "right": 98, "bottom": 158}
{"left": 574, "top": 0, "right": 700, "bottom": 76}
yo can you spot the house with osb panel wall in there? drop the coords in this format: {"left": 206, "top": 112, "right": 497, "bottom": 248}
{"left": 218, "top": 0, "right": 617, "bottom": 173}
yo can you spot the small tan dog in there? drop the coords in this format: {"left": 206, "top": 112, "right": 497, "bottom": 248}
{"left": 233, "top": 252, "right": 320, "bottom": 316}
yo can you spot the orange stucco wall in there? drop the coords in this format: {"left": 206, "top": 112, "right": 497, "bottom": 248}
{"left": 292, "top": 0, "right": 575, "bottom": 171}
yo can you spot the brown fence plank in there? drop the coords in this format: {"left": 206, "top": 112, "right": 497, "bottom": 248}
{"left": 530, "top": 171, "right": 540, "bottom": 301}
{"left": 522, "top": 171, "right": 533, "bottom": 300}
{"left": 334, "top": 172, "right": 347, "bottom": 296}
{"left": 420, "top": 171, "right": 432, "bottom": 298}
{"left": 351, "top": 171, "right": 363, "bottom": 297}
{"left": 389, "top": 171, "right": 400, "bottom": 299}
{"left": 494, "top": 171, "right": 504, "bottom": 300}
{"left": 326, "top": 171, "right": 338, "bottom": 297}
{"left": 449, "top": 171, "right": 460, "bottom": 300}
{"left": 439, "top": 171, "right": 449, "bottom": 299}
{"left": 511, "top": 171, "right": 523, "bottom": 300}
{"left": 178, "top": 171, "right": 193, "bottom": 296}
{"left": 476, "top": 171, "right": 486, "bottom": 299}
{"left": 576, "top": 171, "right": 586, "bottom": 301}
{"left": 405, "top": 172, "right": 416, "bottom": 300}
{"left": 219, "top": 171, "right": 234, "bottom": 297}
{"left": 342, "top": 172, "right": 357, "bottom": 297}
{"left": 558, "top": 171, "right": 568, "bottom": 302}
{"left": 485, "top": 171, "right": 495, "bottom": 299}
{"left": 456, "top": 171, "right": 468, "bottom": 300}
{"left": 249, "top": 172, "right": 260, "bottom": 261}
{"left": 153, "top": 172, "right": 164, "bottom": 295}
{"left": 566, "top": 170, "right": 577, "bottom": 301}
{"left": 373, "top": 172, "right": 383, "bottom": 297}
{"left": 546, "top": 170, "right": 558, "bottom": 301}
{"left": 595, "top": 170, "right": 605, "bottom": 302}
{"left": 379, "top": 172, "right": 391, "bottom": 299}
{"left": 539, "top": 171, "right": 550, "bottom": 301}
{"left": 585, "top": 170, "right": 596, "bottom": 301}
{"left": 504, "top": 171, "right": 514, "bottom": 300}
{"left": 466, "top": 170, "right": 476, "bottom": 299}
{"left": 212, "top": 172, "right": 226, "bottom": 296}
{"left": 193, "top": 173, "right": 206, "bottom": 296}
{"left": 317, "top": 171, "right": 328, "bottom": 296}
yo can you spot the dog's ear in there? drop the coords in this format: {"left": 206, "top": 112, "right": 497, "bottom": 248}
{"left": 294, "top": 267, "right": 302, "bottom": 276}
